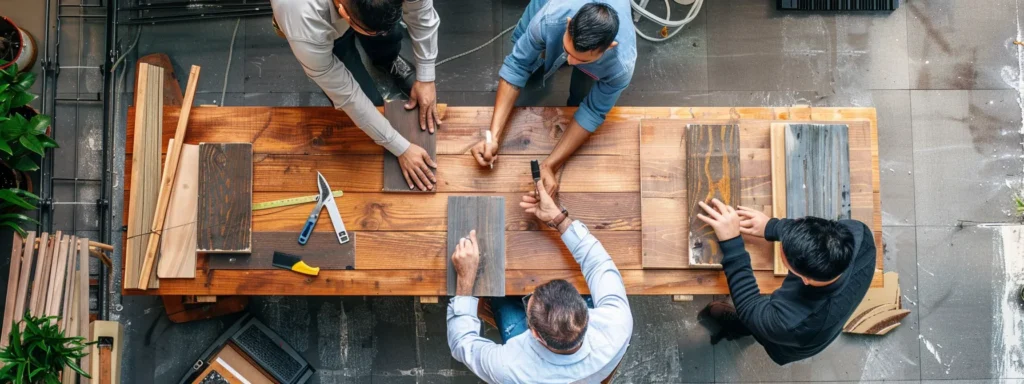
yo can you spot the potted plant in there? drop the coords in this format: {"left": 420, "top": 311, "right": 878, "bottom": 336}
{"left": 0, "top": 60, "right": 56, "bottom": 190}
{"left": 0, "top": 16, "right": 37, "bottom": 73}
{"left": 0, "top": 313, "right": 91, "bottom": 383}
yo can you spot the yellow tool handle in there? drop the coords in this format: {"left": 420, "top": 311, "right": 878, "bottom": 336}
{"left": 291, "top": 261, "right": 320, "bottom": 276}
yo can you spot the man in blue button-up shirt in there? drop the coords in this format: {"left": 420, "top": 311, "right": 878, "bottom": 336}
{"left": 447, "top": 180, "right": 633, "bottom": 383}
{"left": 470, "top": 0, "right": 637, "bottom": 197}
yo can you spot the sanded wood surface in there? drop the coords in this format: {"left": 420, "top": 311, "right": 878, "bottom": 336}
{"left": 208, "top": 232, "right": 355, "bottom": 270}
{"left": 1, "top": 233, "right": 24, "bottom": 348}
{"left": 383, "top": 100, "right": 437, "bottom": 192}
{"left": 42, "top": 235, "right": 67, "bottom": 317}
{"left": 639, "top": 120, "right": 687, "bottom": 268}
{"left": 197, "top": 143, "right": 253, "bottom": 253}
{"left": 157, "top": 144, "right": 199, "bottom": 278}
{"left": 447, "top": 196, "right": 505, "bottom": 296}
{"left": 686, "top": 124, "right": 740, "bottom": 267}
{"left": 45, "top": 235, "right": 71, "bottom": 316}
{"left": 123, "top": 106, "right": 884, "bottom": 296}
{"left": 125, "top": 63, "right": 163, "bottom": 290}
{"left": 134, "top": 53, "right": 183, "bottom": 106}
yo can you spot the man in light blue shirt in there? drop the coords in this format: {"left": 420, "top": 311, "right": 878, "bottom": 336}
{"left": 469, "top": 0, "right": 637, "bottom": 197}
{"left": 447, "top": 180, "right": 633, "bottom": 383}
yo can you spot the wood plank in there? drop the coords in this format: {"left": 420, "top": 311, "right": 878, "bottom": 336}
{"left": 383, "top": 100, "right": 437, "bottom": 192}
{"left": 125, "top": 63, "right": 163, "bottom": 290}
{"left": 134, "top": 53, "right": 183, "bottom": 106}
{"left": 197, "top": 143, "right": 253, "bottom": 253}
{"left": 13, "top": 231, "right": 36, "bottom": 320}
{"left": 770, "top": 124, "right": 788, "bottom": 275}
{"left": 60, "top": 236, "right": 76, "bottom": 332}
{"left": 784, "top": 123, "right": 852, "bottom": 221}
{"left": 208, "top": 232, "right": 356, "bottom": 270}
{"left": 639, "top": 120, "right": 685, "bottom": 198}
{"left": 1, "top": 233, "right": 24, "bottom": 348}
{"left": 642, "top": 198, "right": 687, "bottom": 268}
{"left": 686, "top": 124, "right": 740, "bottom": 267}
{"left": 77, "top": 238, "right": 91, "bottom": 383}
{"left": 446, "top": 196, "right": 506, "bottom": 296}
{"left": 43, "top": 235, "right": 69, "bottom": 316}
{"left": 157, "top": 144, "right": 199, "bottom": 278}
{"left": 28, "top": 232, "right": 51, "bottom": 316}
{"left": 143, "top": 66, "right": 200, "bottom": 286}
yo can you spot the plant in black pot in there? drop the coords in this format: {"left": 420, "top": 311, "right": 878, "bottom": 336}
{"left": 0, "top": 60, "right": 57, "bottom": 190}
{"left": 0, "top": 313, "right": 91, "bottom": 383}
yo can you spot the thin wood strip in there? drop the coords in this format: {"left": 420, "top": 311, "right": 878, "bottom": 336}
{"left": 28, "top": 232, "right": 51, "bottom": 316}
{"left": 59, "top": 236, "right": 77, "bottom": 332}
{"left": 14, "top": 231, "right": 37, "bottom": 320}
{"left": 42, "top": 235, "right": 68, "bottom": 316}
{"left": 141, "top": 66, "right": 200, "bottom": 289}
{"left": 78, "top": 238, "right": 91, "bottom": 382}
{"left": 770, "top": 124, "right": 788, "bottom": 275}
{"left": 157, "top": 144, "right": 199, "bottom": 278}
{"left": 1, "top": 233, "right": 24, "bottom": 348}
{"left": 125, "top": 63, "right": 163, "bottom": 290}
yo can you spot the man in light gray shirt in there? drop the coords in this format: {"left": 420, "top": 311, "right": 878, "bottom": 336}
{"left": 447, "top": 179, "right": 633, "bottom": 383}
{"left": 271, "top": 0, "right": 441, "bottom": 190}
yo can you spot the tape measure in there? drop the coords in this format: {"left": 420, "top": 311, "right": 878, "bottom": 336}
{"left": 251, "top": 190, "right": 344, "bottom": 211}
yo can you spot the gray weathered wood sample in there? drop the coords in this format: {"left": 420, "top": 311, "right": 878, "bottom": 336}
{"left": 686, "top": 124, "right": 740, "bottom": 267}
{"left": 383, "top": 100, "right": 437, "bottom": 192}
{"left": 446, "top": 196, "right": 505, "bottom": 296}
{"left": 784, "top": 124, "right": 852, "bottom": 221}
{"left": 197, "top": 143, "right": 253, "bottom": 253}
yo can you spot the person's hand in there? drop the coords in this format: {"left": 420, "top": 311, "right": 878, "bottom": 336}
{"left": 405, "top": 81, "right": 442, "bottom": 133}
{"left": 520, "top": 179, "right": 562, "bottom": 223}
{"left": 398, "top": 144, "right": 437, "bottom": 191}
{"left": 696, "top": 198, "right": 741, "bottom": 241}
{"left": 452, "top": 230, "right": 480, "bottom": 296}
{"left": 538, "top": 163, "right": 560, "bottom": 197}
{"left": 737, "top": 206, "right": 770, "bottom": 238}
{"left": 470, "top": 138, "right": 499, "bottom": 167}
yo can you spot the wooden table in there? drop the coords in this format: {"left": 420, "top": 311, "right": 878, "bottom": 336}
{"left": 122, "top": 105, "right": 882, "bottom": 297}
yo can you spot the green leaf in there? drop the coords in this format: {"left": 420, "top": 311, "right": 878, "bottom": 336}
{"left": 0, "top": 83, "right": 9, "bottom": 94}
{"left": 26, "top": 115, "right": 49, "bottom": 136}
{"left": 11, "top": 189, "right": 38, "bottom": 201}
{"left": 9, "top": 92, "right": 36, "bottom": 109}
{"left": 0, "top": 214, "right": 41, "bottom": 226}
{"left": 18, "top": 135, "right": 42, "bottom": 156}
{"left": 37, "top": 135, "right": 57, "bottom": 149}
{"left": 11, "top": 157, "right": 36, "bottom": 172}
{"left": 12, "top": 72, "right": 35, "bottom": 92}
{"left": 0, "top": 190, "right": 34, "bottom": 210}
{"left": 0, "top": 139, "right": 12, "bottom": 156}
{"left": 0, "top": 222, "right": 27, "bottom": 238}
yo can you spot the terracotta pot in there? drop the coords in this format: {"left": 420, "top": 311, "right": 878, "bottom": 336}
{"left": 0, "top": 16, "right": 36, "bottom": 72}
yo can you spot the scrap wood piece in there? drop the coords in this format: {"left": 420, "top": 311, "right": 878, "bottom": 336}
{"left": 134, "top": 53, "right": 184, "bottom": 106}
{"left": 446, "top": 196, "right": 506, "bottom": 296}
{"left": 1, "top": 233, "right": 24, "bottom": 348}
{"left": 770, "top": 124, "right": 788, "bottom": 276}
{"left": 43, "top": 235, "right": 70, "bottom": 317}
{"left": 686, "top": 124, "right": 740, "bottom": 268}
{"left": 157, "top": 143, "right": 200, "bottom": 279}
{"left": 639, "top": 119, "right": 688, "bottom": 269}
{"left": 59, "top": 235, "right": 77, "bottom": 334}
{"left": 207, "top": 232, "right": 355, "bottom": 270}
{"left": 382, "top": 99, "right": 437, "bottom": 192}
{"left": 197, "top": 143, "right": 253, "bottom": 253}
{"left": 843, "top": 272, "right": 907, "bottom": 335}
{"left": 141, "top": 65, "right": 200, "bottom": 289}
{"left": 126, "top": 62, "right": 164, "bottom": 290}
{"left": 28, "top": 232, "right": 51, "bottom": 316}
{"left": 13, "top": 231, "right": 37, "bottom": 322}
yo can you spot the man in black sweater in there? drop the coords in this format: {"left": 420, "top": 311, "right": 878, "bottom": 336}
{"left": 695, "top": 199, "right": 876, "bottom": 365}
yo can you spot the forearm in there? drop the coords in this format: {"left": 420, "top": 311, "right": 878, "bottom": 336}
{"left": 543, "top": 120, "right": 592, "bottom": 170}
{"left": 489, "top": 79, "right": 521, "bottom": 141}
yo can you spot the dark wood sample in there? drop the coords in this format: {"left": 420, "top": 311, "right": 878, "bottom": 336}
{"left": 208, "top": 232, "right": 356, "bottom": 270}
{"left": 784, "top": 124, "right": 852, "bottom": 221}
{"left": 446, "top": 196, "right": 506, "bottom": 296}
{"left": 382, "top": 100, "right": 437, "bottom": 192}
{"left": 197, "top": 143, "right": 254, "bottom": 253}
{"left": 685, "top": 124, "right": 740, "bottom": 267}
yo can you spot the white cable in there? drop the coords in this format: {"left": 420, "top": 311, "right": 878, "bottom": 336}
{"left": 436, "top": 24, "right": 516, "bottom": 67}
{"left": 630, "top": 0, "right": 703, "bottom": 42}
{"left": 221, "top": 18, "right": 242, "bottom": 106}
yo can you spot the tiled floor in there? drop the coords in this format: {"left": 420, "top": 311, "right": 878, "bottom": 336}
{"left": 4, "top": 0, "right": 1024, "bottom": 382}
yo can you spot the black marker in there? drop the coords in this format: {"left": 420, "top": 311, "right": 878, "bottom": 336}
{"left": 531, "top": 160, "right": 541, "bottom": 182}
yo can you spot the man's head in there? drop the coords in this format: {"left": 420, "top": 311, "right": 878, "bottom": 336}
{"left": 780, "top": 217, "right": 855, "bottom": 285}
{"left": 335, "top": 0, "right": 403, "bottom": 36}
{"left": 562, "top": 3, "right": 620, "bottom": 66}
{"left": 527, "top": 279, "right": 589, "bottom": 353}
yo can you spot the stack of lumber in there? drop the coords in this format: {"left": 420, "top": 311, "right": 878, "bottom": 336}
{"left": 0, "top": 232, "right": 98, "bottom": 382}
{"left": 843, "top": 272, "right": 909, "bottom": 335}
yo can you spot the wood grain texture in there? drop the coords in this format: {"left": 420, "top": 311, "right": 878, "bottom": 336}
{"left": 60, "top": 236, "right": 76, "bottom": 333}
{"left": 28, "top": 233, "right": 51, "bottom": 315}
{"left": 686, "top": 124, "right": 740, "bottom": 267}
{"left": 125, "top": 63, "right": 163, "bottom": 290}
{"left": 77, "top": 238, "right": 90, "bottom": 381}
{"left": 784, "top": 124, "right": 852, "bottom": 221}
{"left": 158, "top": 144, "right": 199, "bottom": 278}
{"left": 134, "top": 53, "right": 183, "bottom": 106}
{"left": 447, "top": 196, "right": 505, "bottom": 296}
{"left": 639, "top": 120, "right": 687, "bottom": 268}
{"left": 13, "top": 231, "right": 36, "bottom": 320}
{"left": 207, "top": 232, "right": 355, "bottom": 270}
{"left": 43, "top": 235, "right": 68, "bottom": 317}
{"left": 770, "top": 124, "right": 788, "bottom": 275}
{"left": 197, "top": 143, "right": 253, "bottom": 253}
{"left": 383, "top": 100, "right": 436, "bottom": 192}
{"left": 1, "top": 233, "right": 24, "bottom": 348}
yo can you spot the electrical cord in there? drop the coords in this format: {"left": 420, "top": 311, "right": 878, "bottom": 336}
{"left": 630, "top": 0, "right": 704, "bottom": 42}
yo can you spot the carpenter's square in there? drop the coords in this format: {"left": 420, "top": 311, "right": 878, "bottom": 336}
{"left": 298, "top": 172, "right": 350, "bottom": 245}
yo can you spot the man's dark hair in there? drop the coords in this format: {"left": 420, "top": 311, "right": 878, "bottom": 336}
{"left": 349, "top": 0, "right": 404, "bottom": 33}
{"left": 568, "top": 3, "right": 620, "bottom": 53}
{"left": 527, "top": 279, "right": 589, "bottom": 351}
{"left": 781, "top": 217, "right": 855, "bottom": 282}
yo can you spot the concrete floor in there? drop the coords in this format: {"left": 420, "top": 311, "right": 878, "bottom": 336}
{"left": 4, "top": 0, "right": 1024, "bottom": 382}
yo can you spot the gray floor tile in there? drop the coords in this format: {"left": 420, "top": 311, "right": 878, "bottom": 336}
{"left": 242, "top": 16, "right": 322, "bottom": 94}
{"left": 136, "top": 19, "right": 247, "bottom": 94}
{"left": 911, "top": 90, "right": 1023, "bottom": 226}
{"left": 708, "top": 90, "right": 822, "bottom": 107}
{"left": 907, "top": 0, "right": 1018, "bottom": 90}
{"left": 242, "top": 92, "right": 333, "bottom": 107}
{"left": 617, "top": 90, "right": 711, "bottom": 107}
{"left": 630, "top": 1, "right": 708, "bottom": 92}
{"left": 436, "top": 91, "right": 498, "bottom": 107}
{"left": 874, "top": 90, "right": 916, "bottom": 226}
{"left": 614, "top": 296, "right": 715, "bottom": 383}
{"left": 433, "top": 0, "right": 503, "bottom": 93}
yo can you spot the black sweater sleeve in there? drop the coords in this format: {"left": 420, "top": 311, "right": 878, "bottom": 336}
{"left": 720, "top": 236, "right": 795, "bottom": 345}
{"left": 764, "top": 218, "right": 794, "bottom": 242}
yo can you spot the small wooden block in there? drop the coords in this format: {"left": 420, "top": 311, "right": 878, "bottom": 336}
{"left": 686, "top": 124, "right": 740, "bottom": 267}
{"left": 208, "top": 232, "right": 356, "bottom": 270}
{"left": 418, "top": 296, "right": 439, "bottom": 304}
{"left": 158, "top": 144, "right": 199, "bottom": 278}
{"left": 197, "top": 143, "right": 253, "bottom": 253}
{"left": 672, "top": 295, "right": 694, "bottom": 302}
{"left": 382, "top": 100, "right": 437, "bottom": 192}
{"left": 446, "top": 196, "right": 505, "bottom": 296}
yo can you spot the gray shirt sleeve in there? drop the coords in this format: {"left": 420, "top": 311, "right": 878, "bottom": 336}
{"left": 402, "top": 0, "right": 439, "bottom": 82}
{"left": 284, "top": 39, "right": 410, "bottom": 156}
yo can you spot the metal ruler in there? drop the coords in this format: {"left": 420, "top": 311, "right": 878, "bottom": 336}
{"left": 251, "top": 190, "right": 344, "bottom": 211}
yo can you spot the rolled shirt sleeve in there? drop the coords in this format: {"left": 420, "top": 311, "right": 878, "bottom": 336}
{"left": 573, "top": 72, "right": 630, "bottom": 132}
{"left": 498, "top": 18, "right": 545, "bottom": 88}
{"left": 402, "top": 0, "right": 439, "bottom": 82}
